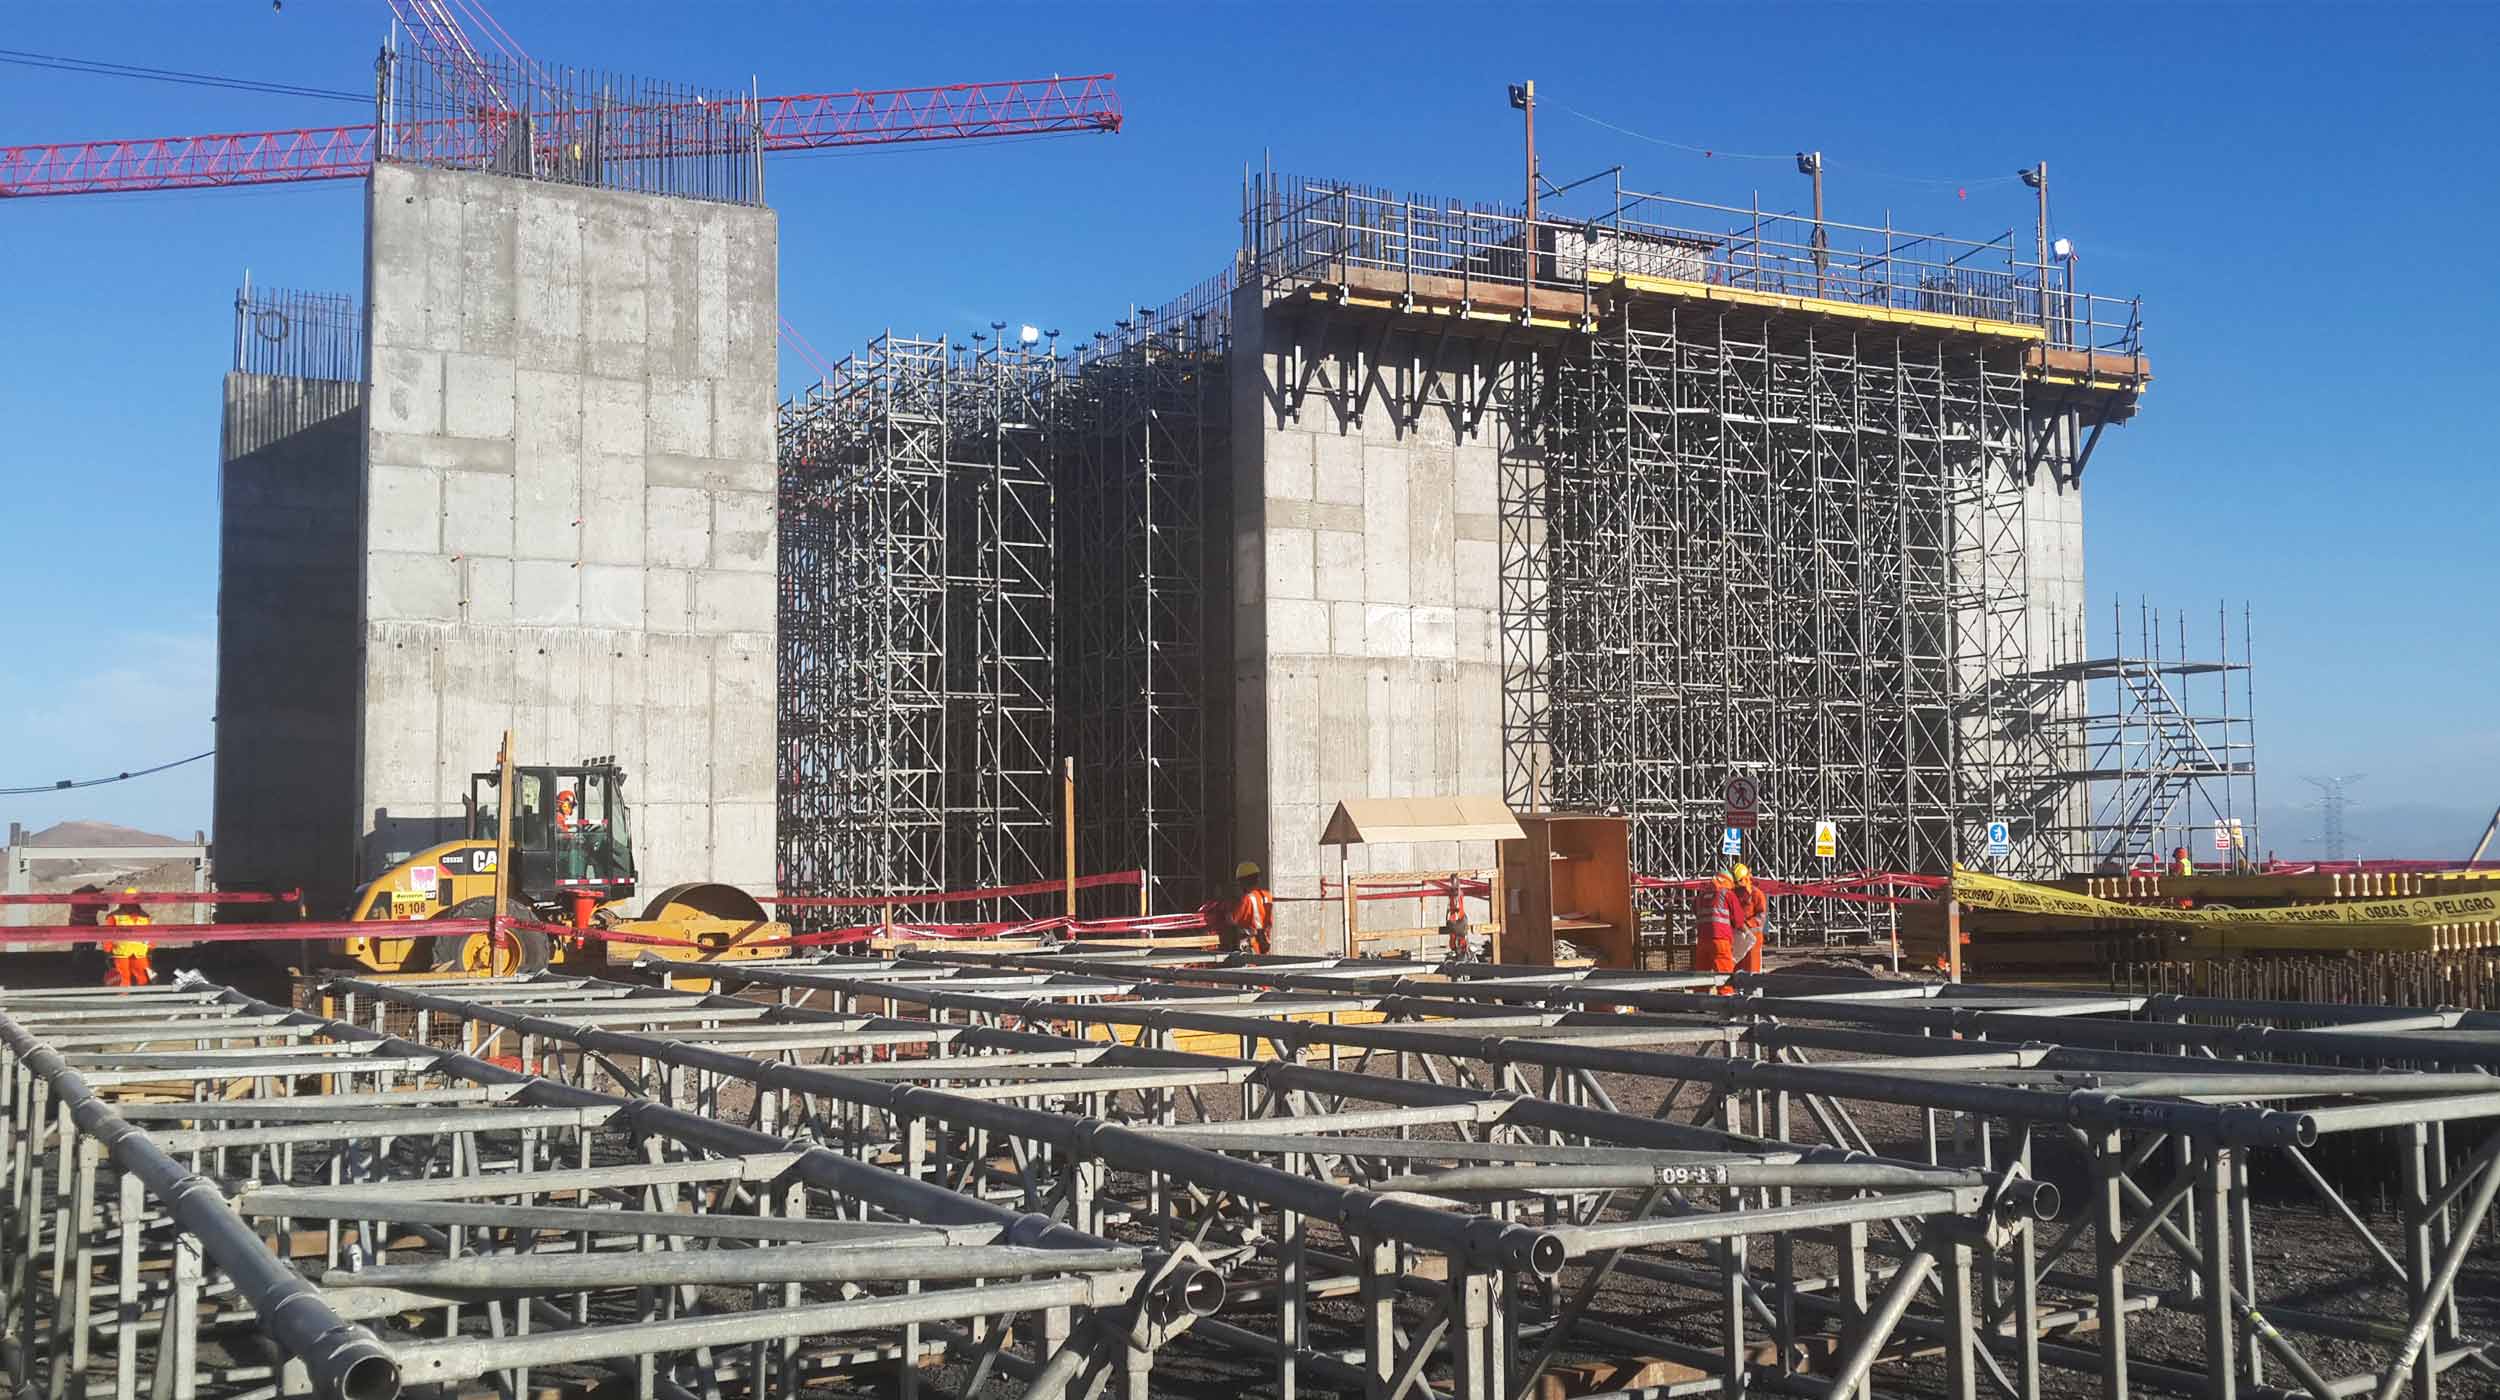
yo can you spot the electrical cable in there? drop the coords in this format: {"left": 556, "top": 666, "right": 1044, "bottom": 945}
{"left": 0, "top": 48, "right": 367, "bottom": 104}
{"left": 1558, "top": 101, "right": 2031, "bottom": 191}
{"left": 1, "top": 750, "right": 213, "bottom": 797}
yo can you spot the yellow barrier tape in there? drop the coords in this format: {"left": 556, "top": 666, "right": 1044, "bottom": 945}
{"left": 1949, "top": 867, "right": 2500, "bottom": 929}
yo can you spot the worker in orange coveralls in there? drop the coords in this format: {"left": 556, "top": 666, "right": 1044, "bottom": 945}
{"left": 1692, "top": 872, "right": 1737, "bottom": 989}
{"left": 1727, "top": 863, "right": 1768, "bottom": 975}
{"left": 1226, "top": 861, "right": 1274, "bottom": 956}
{"left": 103, "top": 890, "right": 154, "bottom": 989}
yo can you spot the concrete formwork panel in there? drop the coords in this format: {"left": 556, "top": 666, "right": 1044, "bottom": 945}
{"left": 355, "top": 163, "right": 777, "bottom": 892}
{"left": 1229, "top": 288, "right": 1526, "bottom": 952}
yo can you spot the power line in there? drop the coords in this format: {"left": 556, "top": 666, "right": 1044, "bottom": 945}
{"left": 0, "top": 48, "right": 368, "bottom": 105}
{"left": 1557, "top": 100, "right": 2032, "bottom": 191}
{"left": 1, "top": 750, "right": 213, "bottom": 798}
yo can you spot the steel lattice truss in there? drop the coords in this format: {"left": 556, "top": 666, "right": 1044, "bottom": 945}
{"left": 777, "top": 336, "right": 1056, "bottom": 918}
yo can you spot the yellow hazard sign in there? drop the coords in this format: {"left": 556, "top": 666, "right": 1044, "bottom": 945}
{"left": 1812, "top": 820, "right": 1837, "bottom": 860}
{"left": 1949, "top": 867, "right": 2500, "bottom": 930}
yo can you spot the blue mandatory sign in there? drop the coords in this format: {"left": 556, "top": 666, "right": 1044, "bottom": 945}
{"left": 1721, "top": 827, "right": 1744, "bottom": 857}
{"left": 1985, "top": 819, "right": 2012, "bottom": 858}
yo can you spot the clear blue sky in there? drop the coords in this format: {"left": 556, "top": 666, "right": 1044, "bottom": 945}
{"left": 3, "top": 2, "right": 2493, "bottom": 857}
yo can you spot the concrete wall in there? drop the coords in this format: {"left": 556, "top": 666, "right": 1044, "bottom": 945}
{"left": 2028, "top": 443, "right": 2090, "bottom": 852}
{"left": 215, "top": 374, "right": 366, "bottom": 908}
{"left": 358, "top": 162, "right": 778, "bottom": 892}
{"left": 1228, "top": 289, "right": 1513, "bottom": 953}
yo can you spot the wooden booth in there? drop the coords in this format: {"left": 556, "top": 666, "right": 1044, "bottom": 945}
{"left": 1319, "top": 797, "right": 1525, "bottom": 959}
{"left": 1498, "top": 812, "right": 1637, "bottom": 968}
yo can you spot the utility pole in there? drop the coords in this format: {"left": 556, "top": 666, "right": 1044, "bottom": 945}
{"left": 2020, "top": 163, "right": 2049, "bottom": 328}
{"left": 1796, "top": 151, "right": 1826, "bottom": 296}
{"left": 1509, "top": 80, "right": 1539, "bottom": 297}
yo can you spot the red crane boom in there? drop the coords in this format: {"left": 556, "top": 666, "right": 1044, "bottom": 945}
{"left": 0, "top": 74, "right": 1121, "bottom": 198}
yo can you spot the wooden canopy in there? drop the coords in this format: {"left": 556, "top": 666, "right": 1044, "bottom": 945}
{"left": 1319, "top": 797, "right": 1523, "bottom": 847}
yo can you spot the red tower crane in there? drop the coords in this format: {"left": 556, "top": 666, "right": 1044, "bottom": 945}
{"left": 0, "top": 6, "right": 1119, "bottom": 198}
{"left": 0, "top": 4, "right": 1119, "bottom": 376}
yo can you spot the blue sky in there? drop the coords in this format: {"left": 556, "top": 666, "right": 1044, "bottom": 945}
{"left": 3, "top": 2, "right": 2493, "bottom": 858}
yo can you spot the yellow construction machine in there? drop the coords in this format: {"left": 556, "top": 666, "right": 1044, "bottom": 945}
{"left": 341, "top": 736, "right": 783, "bottom": 976}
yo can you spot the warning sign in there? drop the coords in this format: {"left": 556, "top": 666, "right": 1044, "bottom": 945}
{"left": 1812, "top": 820, "right": 1837, "bottom": 860}
{"left": 1723, "top": 775, "right": 1760, "bottom": 830}
{"left": 407, "top": 864, "right": 440, "bottom": 895}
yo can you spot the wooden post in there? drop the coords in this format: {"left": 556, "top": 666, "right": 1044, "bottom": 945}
{"left": 492, "top": 729, "right": 514, "bottom": 956}
{"left": 1489, "top": 856, "right": 1507, "bottom": 965}
{"left": 1945, "top": 894, "right": 1964, "bottom": 985}
{"left": 1340, "top": 846, "right": 1355, "bottom": 960}
{"left": 1061, "top": 757, "right": 1077, "bottom": 920}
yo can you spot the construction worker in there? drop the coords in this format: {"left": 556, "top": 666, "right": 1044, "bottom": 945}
{"left": 103, "top": 889, "right": 154, "bottom": 989}
{"left": 1226, "top": 861, "right": 1274, "bottom": 957}
{"left": 2170, "top": 846, "right": 2195, "bottom": 877}
{"left": 554, "top": 787, "right": 585, "bottom": 834}
{"left": 1692, "top": 872, "right": 1737, "bottom": 988}
{"left": 1727, "top": 863, "right": 1768, "bottom": 975}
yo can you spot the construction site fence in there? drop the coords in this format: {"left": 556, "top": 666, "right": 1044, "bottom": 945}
{"left": 2115, "top": 952, "right": 2500, "bottom": 1013}
{"left": 1244, "top": 169, "right": 2145, "bottom": 355}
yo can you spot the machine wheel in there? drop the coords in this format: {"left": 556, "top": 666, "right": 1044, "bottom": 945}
{"left": 641, "top": 882, "right": 769, "bottom": 924}
{"left": 429, "top": 897, "right": 549, "bottom": 976}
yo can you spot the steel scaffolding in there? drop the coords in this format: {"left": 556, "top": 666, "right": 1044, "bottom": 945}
{"left": 2025, "top": 602, "right": 2260, "bottom": 870}
{"left": 1241, "top": 171, "right": 2144, "bottom": 938}
{"left": 1061, "top": 275, "right": 1233, "bottom": 913}
{"left": 1547, "top": 311, "right": 1997, "bottom": 939}
{"left": 777, "top": 334, "right": 1056, "bottom": 918}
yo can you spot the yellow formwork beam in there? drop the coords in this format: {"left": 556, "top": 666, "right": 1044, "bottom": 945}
{"left": 1587, "top": 269, "right": 2049, "bottom": 342}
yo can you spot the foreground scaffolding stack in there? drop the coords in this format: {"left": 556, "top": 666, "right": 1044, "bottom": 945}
{"left": 9, "top": 956, "right": 2496, "bottom": 1399}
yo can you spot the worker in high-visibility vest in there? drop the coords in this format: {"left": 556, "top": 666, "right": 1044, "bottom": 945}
{"left": 1226, "top": 861, "right": 1274, "bottom": 957}
{"left": 1692, "top": 872, "right": 1737, "bottom": 989}
{"left": 1727, "top": 863, "right": 1768, "bottom": 975}
{"left": 2170, "top": 846, "right": 2196, "bottom": 877}
{"left": 103, "top": 889, "right": 153, "bottom": 989}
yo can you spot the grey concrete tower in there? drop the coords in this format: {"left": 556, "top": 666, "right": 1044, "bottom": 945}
{"left": 213, "top": 162, "right": 780, "bottom": 904}
{"left": 353, "top": 162, "right": 779, "bottom": 892}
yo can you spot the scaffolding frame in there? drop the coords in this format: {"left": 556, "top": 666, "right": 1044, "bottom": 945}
{"left": 1237, "top": 171, "right": 2126, "bottom": 941}
{"left": 2025, "top": 601, "right": 2260, "bottom": 869}
{"left": 1062, "top": 275, "right": 1233, "bottom": 913}
{"left": 1539, "top": 309, "right": 2042, "bottom": 939}
{"left": 776, "top": 334, "right": 1056, "bottom": 918}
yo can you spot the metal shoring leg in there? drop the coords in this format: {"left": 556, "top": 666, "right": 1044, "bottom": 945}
{"left": 2012, "top": 1124, "right": 2042, "bottom": 1400}
{"left": 1280, "top": 1150, "right": 1303, "bottom": 1400}
{"left": 1358, "top": 1232, "right": 1398, "bottom": 1400}
{"left": 1838, "top": 1221, "right": 1874, "bottom": 1400}
{"left": 2373, "top": 1123, "right": 2500, "bottom": 1400}
{"left": 2199, "top": 1145, "right": 2238, "bottom": 1400}
{"left": 1772, "top": 1089, "right": 1796, "bottom": 1379}
{"left": 114, "top": 1173, "right": 141, "bottom": 1400}
{"left": 1941, "top": 1234, "right": 1979, "bottom": 1400}
{"left": 1509, "top": 1184, "right": 1671, "bottom": 1400}
{"left": 2091, "top": 1129, "right": 2129, "bottom": 1400}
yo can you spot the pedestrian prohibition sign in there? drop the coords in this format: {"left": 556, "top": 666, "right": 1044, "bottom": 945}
{"left": 1723, "top": 774, "right": 1761, "bottom": 830}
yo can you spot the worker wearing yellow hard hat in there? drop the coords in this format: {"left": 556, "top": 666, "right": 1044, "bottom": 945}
{"left": 1727, "top": 864, "right": 1767, "bottom": 975}
{"left": 1225, "top": 860, "right": 1273, "bottom": 957}
{"left": 103, "top": 887, "right": 154, "bottom": 989}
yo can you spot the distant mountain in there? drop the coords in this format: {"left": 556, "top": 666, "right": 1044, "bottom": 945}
{"left": 13, "top": 820, "right": 190, "bottom": 849}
